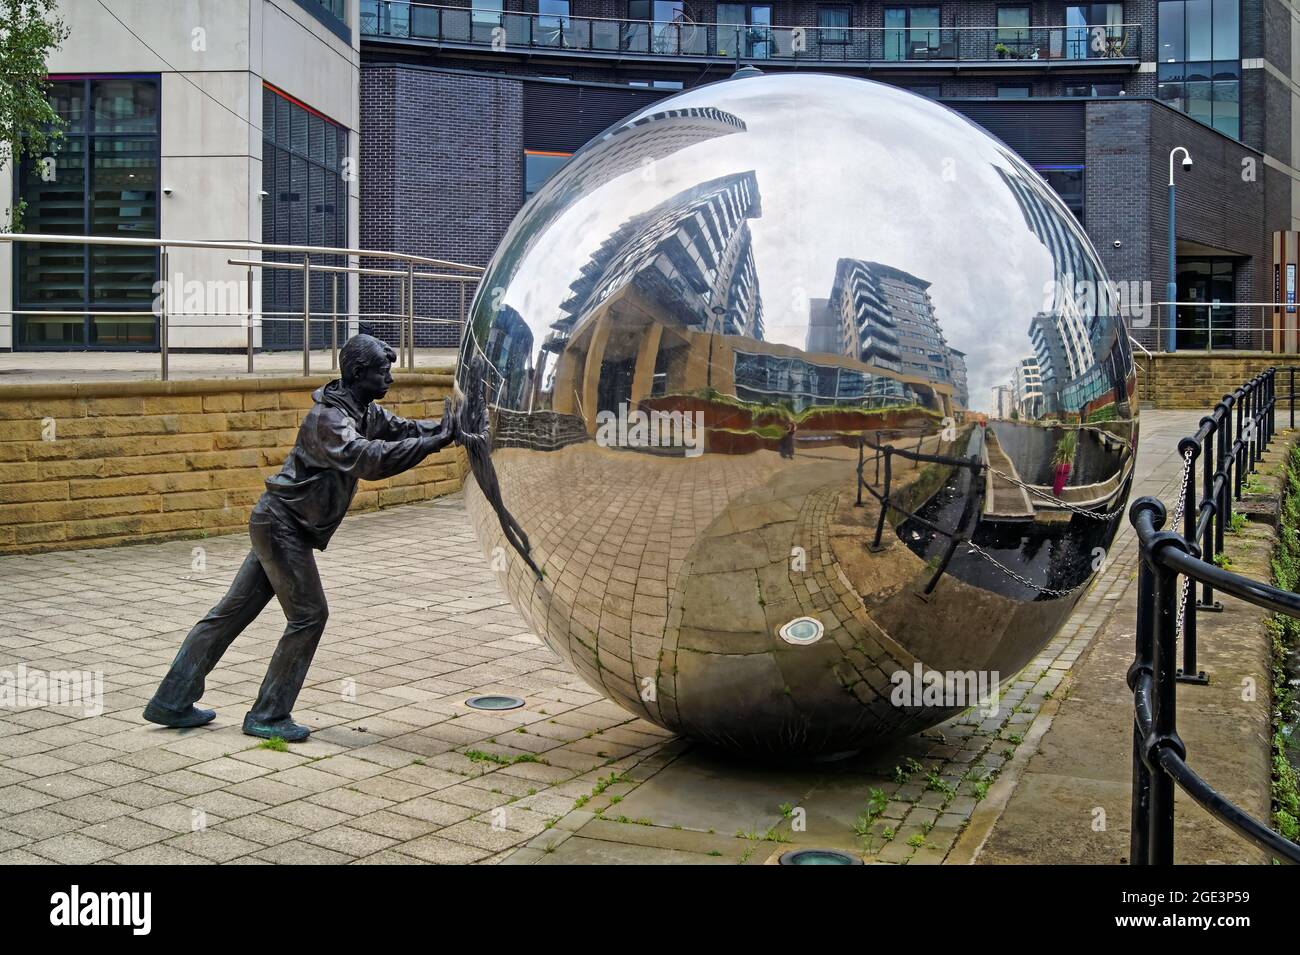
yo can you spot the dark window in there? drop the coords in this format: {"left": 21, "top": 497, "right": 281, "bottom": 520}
{"left": 718, "top": 4, "right": 773, "bottom": 58}
{"left": 1039, "top": 166, "right": 1085, "bottom": 222}
{"left": 884, "top": 6, "right": 940, "bottom": 61}
{"left": 1064, "top": 80, "right": 1125, "bottom": 96}
{"left": 15, "top": 77, "right": 159, "bottom": 349}
{"left": 819, "top": 5, "right": 851, "bottom": 45}
{"left": 1065, "top": 3, "right": 1125, "bottom": 59}
{"left": 998, "top": 84, "right": 1032, "bottom": 98}
{"left": 1158, "top": 0, "right": 1238, "bottom": 136}
{"left": 538, "top": 0, "right": 571, "bottom": 47}
{"left": 261, "top": 86, "right": 349, "bottom": 350}
{"left": 627, "top": 78, "right": 685, "bottom": 89}
{"left": 902, "top": 84, "right": 943, "bottom": 98}
{"left": 295, "top": 0, "right": 351, "bottom": 42}
{"left": 524, "top": 150, "right": 571, "bottom": 198}
{"left": 996, "top": 5, "right": 1031, "bottom": 56}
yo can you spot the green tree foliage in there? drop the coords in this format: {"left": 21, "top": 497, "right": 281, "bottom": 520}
{"left": 1, "top": 0, "right": 69, "bottom": 230}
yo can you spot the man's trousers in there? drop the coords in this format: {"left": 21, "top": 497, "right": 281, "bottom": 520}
{"left": 150, "top": 509, "right": 329, "bottom": 723}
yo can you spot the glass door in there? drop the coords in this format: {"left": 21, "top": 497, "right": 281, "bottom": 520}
{"left": 1176, "top": 257, "right": 1236, "bottom": 350}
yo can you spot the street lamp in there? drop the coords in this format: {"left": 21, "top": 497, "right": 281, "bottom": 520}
{"left": 1167, "top": 146, "right": 1193, "bottom": 352}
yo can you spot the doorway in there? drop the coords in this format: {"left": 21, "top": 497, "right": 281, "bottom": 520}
{"left": 1175, "top": 257, "right": 1237, "bottom": 350}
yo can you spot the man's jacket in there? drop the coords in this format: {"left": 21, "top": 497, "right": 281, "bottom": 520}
{"left": 256, "top": 380, "right": 452, "bottom": 549}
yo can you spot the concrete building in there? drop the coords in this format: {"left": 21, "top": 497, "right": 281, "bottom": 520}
{"left": 1012, "top": 354, "right": 1045, "bottom": 418}
{"left": 8, "top": 1, "right": 1300, "bottom": 358}
{"left": 2, "top": 0, "right": 360, "bottom": 352}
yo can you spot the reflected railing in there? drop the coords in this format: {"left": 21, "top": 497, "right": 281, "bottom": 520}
{"left": 0, "top": 233, "right": 483, "bottom": 381}
{"left": 361, "top": 1, "right": 1140, "bottom": 65}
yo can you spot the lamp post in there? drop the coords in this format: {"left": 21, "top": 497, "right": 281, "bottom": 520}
{"left": 1167, "top": 146, "right": 1193, "bottom": 352}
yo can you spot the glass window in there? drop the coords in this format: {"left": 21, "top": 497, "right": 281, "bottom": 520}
{"left": 884, "top": 6, "right": 940, "bottom": 61}
{"left": 15, "top": 77, "right": 160, "bottom": 348}
{"left": 1158, "top": 0, "right": 1183, "bottom": 60}
{"left": 525, "top": 151, "right": 571, "bottom": 198}
{"left": 1185, "top": 0, "right": 1211, "bottom": 59}
{"left": 261, "top": 86, "right": 349, "bottom": 350}
{"left": 1157, "top": 0, "right": 1239, "bottom": 136}
{"left": 998, "top": 84, "right": 1032, "bottom": 98}
{"left": 997, "top": 5, "right": 1031, "bottom": 54}
{"left": 1212, "top": 0, "right": 1238, "bottom": 58}
{"left": 819, "top": 5, "right": 851, "bottom": 44}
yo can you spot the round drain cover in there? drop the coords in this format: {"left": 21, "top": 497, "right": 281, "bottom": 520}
{"left": 779, "top": 848, "right": 862, "bottom": 865}
{"left": 779, "top": 617, "right": 824, "bottom": 646}
{"left": 465, "top": 694, "right": 525, "bottom": 711}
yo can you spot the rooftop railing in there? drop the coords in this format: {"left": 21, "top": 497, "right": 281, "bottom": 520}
{"left": 361, "top": 1, "right": 1140, "bottom": 66}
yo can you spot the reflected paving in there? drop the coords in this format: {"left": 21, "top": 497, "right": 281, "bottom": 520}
{"left": 456, "top": 73, "right": 1137, "bottom": 757}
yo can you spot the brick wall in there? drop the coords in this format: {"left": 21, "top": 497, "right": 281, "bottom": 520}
{"left": 359, "top": 65, "right": 524, "bottom": 348}
{"left": 0, "top": 374, "right": 466, "bottom": 555}
{"left": 1134, "top": 352, "right": 1293, "bottom": 408}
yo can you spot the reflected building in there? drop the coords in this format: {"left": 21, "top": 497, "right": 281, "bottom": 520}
{"left": 556, "top": 170, "right": 763, "bottom": 340}
{"left": 997, "top": 156, "right": 1123, "bottom": 418}
{"left": 1011, "top": 356, "right": 1045, "bottom": 419}
{"left": 946, "top": 347, "right": 969, "bottom": 410}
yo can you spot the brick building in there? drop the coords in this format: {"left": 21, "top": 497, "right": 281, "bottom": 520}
{"left": 357, "top": 0, "right": 1299, "bottom": 350}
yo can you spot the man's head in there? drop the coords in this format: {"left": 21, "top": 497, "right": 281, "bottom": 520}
{"left": 340, "top": 334, "right": 395, "bottom": 404}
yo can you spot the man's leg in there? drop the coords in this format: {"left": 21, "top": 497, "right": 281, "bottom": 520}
{"left": 243, "top": 516, "right": 329, "bottom": 739}
{"left": 146, "top": 549, "right": 275, "bottom": 725}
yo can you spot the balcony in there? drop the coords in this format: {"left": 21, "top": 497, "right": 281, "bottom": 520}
{"left": 360, "top": 2, "right": 1141, "bottom": 69}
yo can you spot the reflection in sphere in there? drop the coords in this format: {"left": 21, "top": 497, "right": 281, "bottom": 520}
{"left": 456, "top": 73, "right": 1136, "bottom": 757}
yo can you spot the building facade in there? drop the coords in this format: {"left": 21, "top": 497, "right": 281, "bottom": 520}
{"left": 7, "top": 0, "right": 1300, "bottom": 375}
{"left": 2, "top": 0, "right": 360, "bottom": 352}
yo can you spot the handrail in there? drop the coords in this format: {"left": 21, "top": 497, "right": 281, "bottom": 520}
{"left": 1127, "top": 365, "right": 1300, "bottom": 864}
{"left": 0, "top": 232, "right": 483, "bottom": 273}
{"left": 1, "top": 233, "right": 479, "bottom": 379}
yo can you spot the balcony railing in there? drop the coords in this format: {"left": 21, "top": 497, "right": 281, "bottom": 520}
{"left": 361, "top": 1, "right": 1141, "bottom": 65}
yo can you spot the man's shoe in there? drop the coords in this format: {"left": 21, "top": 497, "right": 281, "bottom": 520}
{"left": 142, "top": 701, "right": 216, "bottom": 728}
{"left": 242, "top": 715, "right": 310, "bottom": 742}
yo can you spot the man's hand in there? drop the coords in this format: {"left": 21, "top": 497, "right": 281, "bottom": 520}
{"left": 442, "top": 397, "right": 461, "bottom": 444}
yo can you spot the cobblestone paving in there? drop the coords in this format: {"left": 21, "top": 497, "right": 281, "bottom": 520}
{"left": 0, "top": 496, "right": 674, "bottom": 865}
{"left": 0, "top": 413, "right": 1200, "bottom": 864}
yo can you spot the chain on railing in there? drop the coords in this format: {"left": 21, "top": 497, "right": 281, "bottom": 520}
{"left": 1129, "top": 365, "right": 1300, "bottom": 864}
{"left": 854, "top": 428, "right": 1120, "bottom": 599}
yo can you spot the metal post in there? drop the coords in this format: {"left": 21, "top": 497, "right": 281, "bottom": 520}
{"left": 1290, "top": 367, "right": 1295, "bottom": 430}
{"left": 1235, "top": 393, "right": 1244, "bottom": 499}
{"left": 246, "top": 265, "right": 255, "bottom": 374}
{"left": 923, "top": 457, "right": 981, "bottom": 595}
{"left": 302, "top": 254, "right": 311, "bottom": 376}
{"left": 1130, "top": 551, "right": 1156, "bottom": 865}
{"left": 1220, "top": 395, "right": 1234, "bottom": 542}
{"left": 1177, "top": 437, "right": 1207, "bottom": 683}
{"left": 871, "top": 447, "right": 892, "bottom": 551}
{"left": 1166, "top": 180, "right": 1178, "bottom": 353}
{"left": 1149, "top": 547, "right": 1183, "bottom": 864}
{"left": 855, "top": 436, "right": 864, "bottom": 507}
{"left": 397, "top": 279, "right": 406, "bottom": 365}
{"left": 407, "top": 261, "right": 416, "bottom": 370}
{"left": 331, "top": 274, "right": 339, "bottom": 371}
{"left": 1199, "top": 414, "right": 1222, "bottom": 613}
{"left": 159, "top": 246, "right": 169, "bottom": 381}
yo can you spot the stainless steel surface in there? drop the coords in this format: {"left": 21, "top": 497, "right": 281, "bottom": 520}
{"left": 456, "top": 73, "right": 1137, "bottom": 755}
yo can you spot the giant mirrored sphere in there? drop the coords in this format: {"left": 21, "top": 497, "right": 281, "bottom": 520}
{"left": 456, "top": 73, "right": 1136, "bottom": 757}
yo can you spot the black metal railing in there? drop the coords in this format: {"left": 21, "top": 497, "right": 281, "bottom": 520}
{"left": 1129, "top": 365, "right": 1300, "bottom": 864}
{"left": 855, "top": 432, "right": 986, "bottom": 596}
{"left": 360, "top": 2, "right": 1141, "bottom": 66}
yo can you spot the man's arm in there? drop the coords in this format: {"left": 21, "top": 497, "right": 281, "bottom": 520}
{"left": 313, "top": 409, "right": 447, "bottom": 482}
{"left": 369, "top": 398, "right": 459, "bottom": 453}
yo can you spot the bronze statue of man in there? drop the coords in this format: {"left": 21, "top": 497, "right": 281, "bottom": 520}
{"left": 144, "top": 334, "right": 468, "bottom": 742}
